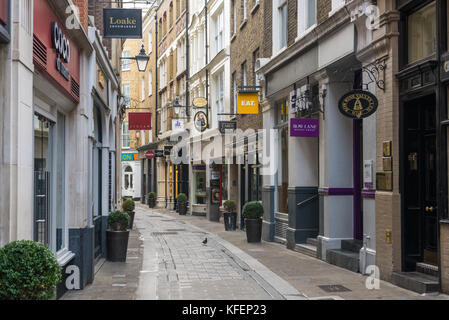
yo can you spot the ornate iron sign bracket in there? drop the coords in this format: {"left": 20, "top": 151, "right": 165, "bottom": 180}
{"left": 362, "top": 60, "right": 387, "bottom": 92}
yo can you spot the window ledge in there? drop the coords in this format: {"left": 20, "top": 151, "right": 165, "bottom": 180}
{"left": 239, "top": 19, "right": 247, "bottom": 31}
{"left": 56, "top": 250, "right": 75, "bottom": 267}
{"left": 295, "top": 24, "right": 317, "bottom": 43}
{"left": 251, "top": 2, "right": 260, "bottom": 15}
{"left": 231, "top": 33, "right": 236, "bottom": 43}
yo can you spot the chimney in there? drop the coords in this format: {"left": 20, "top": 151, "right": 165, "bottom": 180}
{"left": 73, "top": 0, "right": 89, "bottom": 33}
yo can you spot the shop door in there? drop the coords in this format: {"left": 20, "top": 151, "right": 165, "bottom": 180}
{"left": 404, "top": 95, "right": 438, "bottom": 269}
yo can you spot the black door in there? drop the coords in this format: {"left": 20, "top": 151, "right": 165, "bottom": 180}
{"left": 404, "top": 95, "right": 438, "bottom": 269}
{"left": 240, "top": 164, "right": 246, "bottom": 230}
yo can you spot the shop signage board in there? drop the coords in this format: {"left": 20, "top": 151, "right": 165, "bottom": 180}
{"left": 0, "top": 0, "right": 8, "bottom": 26}
{"left": 172, "top": 119, "right": 184, "bottom": 131}
{"left": 290, "top": 118, "right": 319, "bottom": 137}
{"left": 122, "top": 153, "right": 139, "bottom": 161}
{"left": 103, "top": 9, "right": 142, "bottom": 39}
{"left": 164, "top": 146, "right": 173, "bottom": 156}
{"left": 129, "top": 113, "right": 151, "bottom": 130}
{"left": 219, "top": 121, "right": 237, "bottom": 134}
{"left": 194, "top": 111, "right": 208, "bottom": 132}
{"left": 193, "top": 97, "right": 208, "bottom": 108}
{"left": 237, "top": 92, "right": 259, "bottom": 114}
{"left": 338, "top": 90, "right": 378, "bottom": 119}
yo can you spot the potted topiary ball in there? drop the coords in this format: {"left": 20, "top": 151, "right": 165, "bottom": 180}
{"left": 223, "top": 200, "right": 237, "bottom": 231}
{"left": 177, "top": 193, "right": 188, "bottom": 215}
{"left": 0, "top": 240, "right": 62, "bottom": 300}
{"left": 147, "top": 192, "right": 156, "bottom": 208}
{"left": 242, "top": 201, "right": 264, "bottom": 243}
{"left": 122, "top": 198, "right": 136, "bottom": 229}
{"left": 106, "top": 210, "right": 130, "bottom": 262}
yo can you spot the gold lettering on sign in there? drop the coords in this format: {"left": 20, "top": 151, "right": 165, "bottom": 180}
{"left": 110, "top": 17, "right": 137, "bottom": 25}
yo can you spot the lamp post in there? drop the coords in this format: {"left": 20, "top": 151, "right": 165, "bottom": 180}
{"left": 120, "top": 44, "right": 150, "bottom": 72}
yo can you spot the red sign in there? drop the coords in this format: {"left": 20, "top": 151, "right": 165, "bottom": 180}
{"left": 129, "top": 113, "right": 152, "bottom": 130}
{"left": 145, "top": 151, "right": 155, "bottom": 159}
{"left": 0, "top": 0, "right": 7, "bottom": 25}
{"left": 33, "top": 0, "right": 80, "bottom": 102}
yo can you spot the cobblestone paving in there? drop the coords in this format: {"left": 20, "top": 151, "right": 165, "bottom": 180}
{"left": 135, "top": 209, "right": 281, "bottom": 300}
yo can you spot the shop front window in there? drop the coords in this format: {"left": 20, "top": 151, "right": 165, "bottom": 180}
{"left": 407, "top": 1, "right": 436, "bottom": 64}
{"left": 193, "top": 168, "right": 206, "bottom": 204}
{"left": 34, "top": 115, "right": 52, "bottom": 245}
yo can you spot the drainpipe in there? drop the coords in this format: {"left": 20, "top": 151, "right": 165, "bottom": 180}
{"left": 186, "top": 0, "right": 190, "bottom": 117}
{"left": 362, "top": 234, "right": 370, "bottom": 275}
{"left": 155, "top": 12, "right": 159, "bottom": 138}
{"left": 204, "top": 0, "right": 209, "bottom": 128}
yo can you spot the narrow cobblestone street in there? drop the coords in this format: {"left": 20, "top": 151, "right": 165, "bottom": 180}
{"left": 62, "top": 204, "right": 449, "bottom": 300}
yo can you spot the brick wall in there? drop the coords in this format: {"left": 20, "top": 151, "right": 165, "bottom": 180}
{"left": 231, "top": 0, "right": 265, "bottom": 132}
{"left": 74, "top": 0, "right": 89, "bottom": 32}
{"left": 317, "top": 0, "right": 331, "bottom": 25}
{"left": 88, "top": 0, "right": 113, "bottom": 56}
{"left": 287, "top": 0, "right": 297, "bottom": 47}
{"left": 263, "top": 0, "right": 272, "bottom": 57}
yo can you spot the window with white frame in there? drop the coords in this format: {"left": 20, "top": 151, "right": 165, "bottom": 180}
{"left": 232, "top": 72, "right": 237, "bottom": 115}
{"left": 298, "top": 0, "right": 316, "bottom": 36}
{"left": 148, "top": 70, "right": 153, "bottom": 96}
{"left": 122, "top": 122, "right": 130, "bottom": 149}
{"left": 141, "top": 78, "right": 145, "bottom": 101}
{"left": 148, "top": 32, "right": 153, "bottom": 54}
{"left": 122, "top": 50, "right": 131, "bottom": 71}
{"left": 242, "top": 61, "right": 247, "bottom": 86}
{"left": 215, "top": 71, "right": 225, "bottom": 123}
{"left": 278, "top": 0, "right": 288, "bottom": 50}
{"left": 122, "top": 84, "right": 130, "bottom": 106}
{"left": 331, "top": 0, "right": 346, "bottom": 13}
{"left": 243, "top": 0, "right": 248, "bottom": 21}
{"left": 214, "top": 10, "right": 224, "bottom": 55}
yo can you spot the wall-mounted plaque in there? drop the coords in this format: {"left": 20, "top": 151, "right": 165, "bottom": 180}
{"left": 377, "top": 172, "right": 393, "bottom": 191}
{"left": 383, "top": 141, "right": 392, "bottom": 157}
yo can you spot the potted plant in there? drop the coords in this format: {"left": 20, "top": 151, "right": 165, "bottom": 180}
{"left": 242, "top": 201, "right": 264, "bottom": 243}
{"left": 106, "top": 210, "right": 130, "bottom": 262}
{"left": 148, "top": 192, "right": 156, "bottom": 208}
{"left": 0, "top": 240, "right": 62, "bottom": 300}
{"left": 177, "top": 193, "right": 188, "bottom": 215}
{"left": 223, "top": 200, "right": 237, "bottom": 231}
{"left": 122, "top": 198, "right": 135, "bottom": 229}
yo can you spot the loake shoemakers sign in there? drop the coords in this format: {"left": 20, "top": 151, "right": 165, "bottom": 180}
{"left": 103, "top": 8, "right": 142, "bottom": 38}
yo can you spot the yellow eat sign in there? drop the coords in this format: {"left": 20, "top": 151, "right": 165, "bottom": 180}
{"left": 237, "top": 92, "right": 259, "bottom": 115}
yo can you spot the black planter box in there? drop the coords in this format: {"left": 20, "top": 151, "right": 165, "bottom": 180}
{"left": 178, "top": 202, "right": 187, "bottom": 215}
{"left": 224, "top": 212, "right": 237, "bottom": 231}
{"left": 245, "top": 218, "right": 262, "bottom": 243}
{"left": 148, "top": 198, "right": 156, "bottom": 208}
{"left": 127, "top": 211, "right": 135, "bottom": 229}
{"left": 106, "top": 230, "right": 130, "bottom": 262}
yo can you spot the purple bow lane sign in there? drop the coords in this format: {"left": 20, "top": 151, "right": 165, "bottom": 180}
{"left": 290, "top": 118, "right": 319, "bottom": 137}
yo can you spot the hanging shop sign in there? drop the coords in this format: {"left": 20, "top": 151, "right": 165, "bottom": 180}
{"left": 237, "top": 92, "right": 259, "bottom": 114}
{"left": 122, "top": 153, "right": 139, "bottom": 161}
{"left": 193, "top": 97, "right": 208, "bottom": 108}
{"left": 338, "top": 90, "right": 378, "bottom": 119}
{"left": 194, "top": 111, "right": 208, "bottom": 132}
{"left": 103, "top": 8, "right": 142, "bottom": 39}
{"left": 145, "top": 151, "right": 155, "bottom": 159}
{"left": 290, "top": 118, "right": 319, "bottom": 138}
{"left": 154, "top": 150, "right": 164, "bottom": 158}
{"left": 172, "top": 119, "right": 185, "bottom": 131}
{"left": 219, "top": 121, "right": 237, "bottom": 134}
{"left": 129, "top": 113, "right": 152, "bottom": 130}
{"left": 164, "top": 146, "right": 173, "bottom": 156}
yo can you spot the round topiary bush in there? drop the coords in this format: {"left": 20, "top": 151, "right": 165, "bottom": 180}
{"left": 147, "top": 192, "right": 156, "bottom": 199}
{"left": 0, "top": 240, "right": 62, "bottom": 300}
{"left": 242, "top": 201, "right": 264, "bottom": 220}
{"left": 122, "top": 199, "right": 135, "bottom": 212}
{"left": 177, "top": 193, "right": 187, "bottom": 203}
{"left": 108, "top": 210, "right": 130, "bottom": 231}
{"left": 223, "top": 200, "right": 236, "bottom": 212}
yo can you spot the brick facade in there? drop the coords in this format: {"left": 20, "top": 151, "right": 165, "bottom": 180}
{"left": 88, "top": 0, "right": 117, "bottom": 57}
